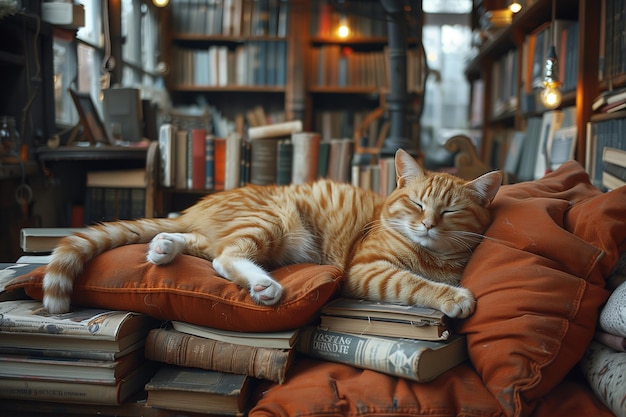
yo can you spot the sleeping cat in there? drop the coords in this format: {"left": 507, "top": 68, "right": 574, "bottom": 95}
{"left": 42, "top": 149, "right": 501, "bottom": 318}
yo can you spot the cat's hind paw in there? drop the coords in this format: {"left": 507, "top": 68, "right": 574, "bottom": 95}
{"left": 147, "top": 232, "right": 184, "bottom": 265}
{"left": 440, "top": 287, "right": 476, "bottom": 318}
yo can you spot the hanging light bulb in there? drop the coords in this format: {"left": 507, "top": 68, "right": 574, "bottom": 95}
{"left": 540, "top": 46, "right": 562, "bottom": 108}
{"left": 540, "top": 0, "right": 561, "bottom": 109}
{"left": 153, "top": 0, "right": 169, "bottom": 7}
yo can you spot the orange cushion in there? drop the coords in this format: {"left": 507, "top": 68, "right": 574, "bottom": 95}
{"left": 249, "top": 358, "right": 615, "bottom": 417}
{"left": 6, "top": 245, "right": 343, "bottom": 332}
{"left": 458, "top": 161, "right": 626, "bottom": 416}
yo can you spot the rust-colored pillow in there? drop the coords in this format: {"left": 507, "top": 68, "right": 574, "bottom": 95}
{"left": 249, "top": 358, "right": 615, "bottom": 417}
{"left": 6, "top": 244, "right": 343, "bottom": 332}
{"left": 459, "top": 161, "right": 626, "bottom": 417}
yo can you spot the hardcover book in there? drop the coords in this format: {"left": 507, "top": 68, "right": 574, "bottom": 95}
{"left": 296, "top": 326, "right": 467, "bottom": 382}
{"left": 145, "top": 365, "right": 252, "bottom": 415}
{"left": 0, "top": 362, "right": 157, "bottom": 405}
{"left": 0, "top": 300, "right": 159, "bottom": 354}
{"left": 19, "top": 228, "right": 85, "bottom": 253}
{"left": 0, "top": 348, "right": 144, "bottom": 384}
{"left": 171, "top": 320, "right": 298, "bottom": 349}
{"left": 145, "top": 327, "right": 294, "bottom": 383}
{"left": 319, "top": 297, "right": 449, "bottom": 341}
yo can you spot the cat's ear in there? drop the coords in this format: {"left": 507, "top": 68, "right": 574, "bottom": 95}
{"left": 395, "top": 149, "right": 425, "bottom": 188}
{"left": 466, "top": 170, "right": 502, "bottom": 205}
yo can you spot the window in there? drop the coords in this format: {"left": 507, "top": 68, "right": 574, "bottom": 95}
{"left": 52, "top": 0, "right": 165, "bottom": 130}
{"left": 421, "top": 2, "right": 474, "bottom": 156}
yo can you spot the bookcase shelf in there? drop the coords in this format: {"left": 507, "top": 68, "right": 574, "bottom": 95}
{"left": 466, "top": 0, "right": 615, "bottom": 187}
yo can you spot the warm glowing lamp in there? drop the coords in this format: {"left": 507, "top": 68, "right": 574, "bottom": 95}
{"left": 508, "top": 1, "right": 522, "bottom": 13}
{"left": 153, "top": 0, "right": 169, "bottom": 7}
{"left": 337, "top": 16, "right": 350, "bottom": 38}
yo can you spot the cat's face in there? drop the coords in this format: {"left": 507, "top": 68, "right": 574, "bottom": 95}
{"left": 382, "top": 150, "right": 502, "bottom": 254}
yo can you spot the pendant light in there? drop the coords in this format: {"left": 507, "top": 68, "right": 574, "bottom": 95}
{"left": 540, "top": 0, "right": 562, "bottom": 109}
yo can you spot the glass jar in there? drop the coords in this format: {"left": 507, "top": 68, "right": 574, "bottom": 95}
{"left": 0, "top": 115, "right": 21, "bottom": 163}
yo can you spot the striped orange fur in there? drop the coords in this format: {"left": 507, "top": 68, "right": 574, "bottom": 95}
{"left": 43, "top": 149, "right": 501, "bottom": 317}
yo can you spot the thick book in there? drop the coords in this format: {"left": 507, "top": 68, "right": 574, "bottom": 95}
{"left": 0, "top": 340, "right": 144, "bottom": 361}
{"left": 19, "top": 227, "right": 84, "bottom": 253}
{"left": 0, "top": 362, "right": 157, "bottom": 405}
{"left": 86, "top": 169, "right": 147, "bottom": 188}
{"left": 296, "top": 326, "right": 467, "bottom": 382}
{"left": 145, "top": 365, "right": 252, "bottom": 416}
{"left": 249, "top": 138, "right": 279, "bottom": 185}
{"left": 0, "top": 347, "right": 144, "bottom": 384}
{"left": 145, "top": 327, "right": 293, "bottom": 383}
{"left": 320, "top": 297, "right": 449, "bottom": 341}
{"left": 291, "top": 131, "right": 321, "bottom": 184}
{"left": 247, "top": 119, "right": 302, "bottom": 140}
{"left": 0, "top": 300, "right": 159, "bottom": 354}
{"left": 191, "top": 128, "right": 207, "bottom": 190}
{"left": 174, "top": 129, "right": 189, "bottom": 190}
{"left": 172, "top": 320, "right": 298, "bottom": 349}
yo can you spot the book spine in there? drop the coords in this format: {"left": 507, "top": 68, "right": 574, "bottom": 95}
{"left": 295, "top": 326, "right": 429, "bottom": 382}
{"left": 145, "top": 328, "right": 293, "bottom": 384}
{"left": 291, "top": 132, "right": 321, "bottom": 184}
{"left": 205, "top": 135, "right": 215, "bottom": 190}
{"left": 213, "top": 137, "right": 227, "bottom": 191}
{"left": 275, "top": 139, "right": 293, "bottom": 185}
{"left": 158, "top": 123, "right": 176, "bottom": 187}
{"left": 191, "top": 128, "right": 207, "bottom": 190}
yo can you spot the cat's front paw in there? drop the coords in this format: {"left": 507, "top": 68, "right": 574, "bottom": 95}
{"left": 147, "top": 233, "right": 184, "bottom": 264}
{"left": 440, "top": 287, "right": 476, "bottom": 318}
{"left": 250, "top": 277, "right": 284, "bottom": 306}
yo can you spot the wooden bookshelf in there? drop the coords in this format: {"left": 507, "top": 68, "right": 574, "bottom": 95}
{"left": 466, "top": 0, "right": 606, "bottom": 183}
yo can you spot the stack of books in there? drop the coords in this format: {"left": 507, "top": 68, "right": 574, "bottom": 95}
{"left": 143, "top": 320, "right": 299, "bottom": 415}
{"left": 296, "top": 297, "right": 468, "bottom": 383}
{"left": 0, "top": 299, "right": 160, "bottom": 405}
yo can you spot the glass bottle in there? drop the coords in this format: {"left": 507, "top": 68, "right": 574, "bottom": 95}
{"left": 0, "top": 116, "right": 21, "bottom": 163}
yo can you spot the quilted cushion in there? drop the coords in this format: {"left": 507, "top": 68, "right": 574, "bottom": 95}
{"left": 5, "top": 245, "right": 343, "bottom": 332}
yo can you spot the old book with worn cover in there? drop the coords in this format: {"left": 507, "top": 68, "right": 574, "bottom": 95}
{"left": 0, "top": 300, "right": 159, "bottom": 354}
{"left": 320, "top": 297, "right": 449, "bottom": 341}
{"left": 145, "top": 327, "right": 294, "bottom": 383}
{"left": 0, "top": 347, "right": 144, "bottom": 384}
{"left": 172, "top": 320, "right": 298, "bottom": 349}
{"left": 0, "top": 362, "right": 157, "bottom": 405}
{"left": 145, "top": 365, "right": 252, "bottom": 415}
{"left": 296, "top": 326, "right": 467, "bottom": 383}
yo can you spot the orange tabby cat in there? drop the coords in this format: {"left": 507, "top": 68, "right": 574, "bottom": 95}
{"left": 43, "top": 149, "right": 501, "bottom": 317}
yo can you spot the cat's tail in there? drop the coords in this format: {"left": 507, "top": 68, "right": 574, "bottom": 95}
{"left": 43, "top": 217, "right": 181, "bottom": 314}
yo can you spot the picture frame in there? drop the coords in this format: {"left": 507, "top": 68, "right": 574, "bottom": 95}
{"left": 69, "top": 89, "right": 111, "bottom": 145}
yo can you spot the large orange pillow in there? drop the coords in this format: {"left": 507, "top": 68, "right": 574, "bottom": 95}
{"left": 458, "top": 161, "right": 626, "bottom": 417}
{"left": 6, "top": 244, "right": 343, "bottom": 332}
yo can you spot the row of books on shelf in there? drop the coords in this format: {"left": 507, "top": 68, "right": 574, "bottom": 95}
{"left": 310, "top": 0, "right": 388, "bottom": 38}
{"left": 0, "top": 295, "right": 466, "bottom": 415}
{"left": 158, "top": 120, "right": 397, "bottom": 196}
{"left": 598, "top": 0, "right": 626, "bottom": 82}
{"left": 170, "top": 0, "right": 289, "bottom": 38}
{"left": 83, "top": 169, "right": 148, "bottom": 224}
{"left": 171, "top": 41, "right": 287, "bottom": 88}
{"left": 311, "top": 45, "right": 424, "bottom": 92}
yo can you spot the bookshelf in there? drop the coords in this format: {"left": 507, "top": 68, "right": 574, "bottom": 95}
{"left": 465, "top": 0, "right": 606, "bottom": 183}
{"left": 164, "top": 0, "right": 305, "bottom": 123}
{"left": 306, "top": 0, "right": 425, "bottom": 153}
